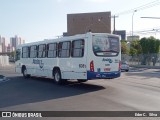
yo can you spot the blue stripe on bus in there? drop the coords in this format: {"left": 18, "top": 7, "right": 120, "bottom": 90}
{"left": 87, "top": 71, "right": 121, "bottom": 80}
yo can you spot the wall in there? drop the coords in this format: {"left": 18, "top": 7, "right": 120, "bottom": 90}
{"left": 67, "top": 12, "right": 111, "bottom": 36}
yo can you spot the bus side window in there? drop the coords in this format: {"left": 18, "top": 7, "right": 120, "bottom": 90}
{"left": 38, "top": 44, "right": 46, "bottom": 58}
{"left": 72, "top": 39, "right": 84, "bottom": 57}
{"left": 47, "top": 43, "right": 57, "bottom": 58}
{"left": 58, "top": 41, "right": 71, "bottom": 58}
{"left": 30, "top": 45, "right": 37, "bottom": 58}
{"left": 58, "top": 42, "right": 62, "bottom": 57}
{"left": 22, "top": 46, "right": 29, "bottom": 58}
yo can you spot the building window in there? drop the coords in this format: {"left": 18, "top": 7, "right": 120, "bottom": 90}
{"left": 58, "top": 41, "right": 71, "bottom": 58}
{"left": 47, "top": 43, "right": 57, "bottom": 58}
{"left": 22, "top": 46, "right": 29, "bottom": 58}
{"left": 38, "top": 44, "right": 46, "bottom": 58}
{"left": 30, "top": 45, "right": 37, "bottom": 58}
{"left": 72, "top": 39, "right": 84, "bottom": 57}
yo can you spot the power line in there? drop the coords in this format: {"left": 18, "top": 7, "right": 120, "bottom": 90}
{"left": 141, "top": 17, "right": 160, "bottom": 19}
{"left": 126, "top": 28, "right": 160, "bottom": 35}
{"left": 114, "top": 0, "right": 160, "bottom": 16}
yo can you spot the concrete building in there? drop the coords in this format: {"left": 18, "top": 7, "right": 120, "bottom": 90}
{"left": 7, "top": 44, "right": 15, "bottom": 52}
{"left": 114, "top": 30, "right": 126, "bottom": 40}
{"left": 10, "top": 35, "right": 25, "bottom": 49}
{"left": 127, "top": 35, "right": 140, "bottom": 42}
{"left": 67, "top": 12, "right": 111, "bottom": 36}
{"left": 0, "top": 36, "right": 6, "bottom": 52}
{"left": 10, "top": 35, "right": 18, "bottom": 49}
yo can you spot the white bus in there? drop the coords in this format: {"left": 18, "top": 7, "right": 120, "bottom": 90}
{"left": 15, "top": 32, "right": 121, "bottom": 84}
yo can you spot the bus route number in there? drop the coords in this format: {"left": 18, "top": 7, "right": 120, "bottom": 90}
{"left": 79, "top": 64, "right": 86, "bottom": 68}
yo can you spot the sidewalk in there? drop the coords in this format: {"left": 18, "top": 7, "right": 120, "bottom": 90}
{"left": 130, "top": 65, "right": 160, "bottom": 69}
{"left": 0, "top": 63, "right": 15, "bottom": 70}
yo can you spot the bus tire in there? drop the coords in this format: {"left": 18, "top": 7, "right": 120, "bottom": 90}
{"left": 22, "top": 67, "right": 30, "bottom": 79}
{"left": 53, "top": 69, "right": 63, "bottom": 84}
{"left": 77, "top": 79, "right": 88, "bottom": 83}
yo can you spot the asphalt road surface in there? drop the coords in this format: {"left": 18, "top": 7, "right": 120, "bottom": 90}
{"left": 0, "top": 64, "right": 160, "bottom": 120}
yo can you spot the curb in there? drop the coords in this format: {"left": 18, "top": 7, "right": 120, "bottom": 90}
{"left": 130, "top": 65, "right": 160, "bottom": 69}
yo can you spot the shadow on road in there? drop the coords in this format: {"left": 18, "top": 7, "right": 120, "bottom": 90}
{"left": 0, "top": 76, "right": 105, "bottom": 108}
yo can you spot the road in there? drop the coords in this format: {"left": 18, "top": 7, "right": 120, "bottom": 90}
{"left": 0, "top": 64, "right": 160, "bottom": 120}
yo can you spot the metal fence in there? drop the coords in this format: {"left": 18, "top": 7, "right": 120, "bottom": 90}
{"left": 122, "top": 53, "right": 160, "bottom": 66}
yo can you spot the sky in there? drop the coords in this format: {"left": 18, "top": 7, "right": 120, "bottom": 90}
{"left": 0, "top": 0, "right": 160, "bottom": 43}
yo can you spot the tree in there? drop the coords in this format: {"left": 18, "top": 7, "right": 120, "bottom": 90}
{"left": 129, "top": 40, "right": 142, "bottom": 56}
{"left": 148, "top": 36, "right": 160, "bottom": 53}
{"left": 10, "top": 51, "right": 16, "bottom": 58}
{"left": 121, "top": 40, "right": 129, "bottom": 54}
{"left": 139, "top": 37, "right": 149, "bottom": 54}
{"left": 129, "top": 47, "right": 137, "bottom": 56}
{"left": 129, "top": 40, "right": 142, "bottom": 65}
{"left": 140, "top": 36, "right": 160, "bottom": 66}
{"left": 140, "top": 36, "right": 160, "bottom": 54}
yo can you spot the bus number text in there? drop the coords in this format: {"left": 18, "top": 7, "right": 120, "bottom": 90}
{"left": 79, "top": 64, "right": 86, "bottom": 68}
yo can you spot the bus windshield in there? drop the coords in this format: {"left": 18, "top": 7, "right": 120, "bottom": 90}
{"left": 93, "top": 35, "right": 120, "bottom": 56}
{"left": 15, "top": 49, "right": 21, "bottom": 61}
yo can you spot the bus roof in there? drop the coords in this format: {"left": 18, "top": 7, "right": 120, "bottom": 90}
{"left": 17, "top": 32, "right": 120, "bottom": 48}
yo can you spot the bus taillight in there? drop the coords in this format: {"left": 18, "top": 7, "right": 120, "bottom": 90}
{"left": 90, "top": 60, "right": 94, "bottom": 72}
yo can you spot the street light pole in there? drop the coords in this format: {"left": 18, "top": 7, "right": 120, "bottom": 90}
{"left": 132, "top": 10, "right": 137, "bottom": 41}
{"left": 141, "top": 17, "right": 160, "bottom": 19}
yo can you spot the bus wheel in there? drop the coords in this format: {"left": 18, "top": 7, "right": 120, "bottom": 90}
{"left": 53, "top": 69, "right": 63, "bottom": 84}
{"left": 22, "top": 67, "right": 30, "bottom": 79}
{"left": 77, "top": 79, "right": 88, "bottom": 83}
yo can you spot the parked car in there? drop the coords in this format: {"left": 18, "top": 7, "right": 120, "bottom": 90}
{"left": 121, "top": 61, "right": 129, "bottom": 72}
{"left": 9, "top": 57, "right": 15, "bottom": 62}
{"left": 0, "top": 75, "right": 6, "bottom": 81}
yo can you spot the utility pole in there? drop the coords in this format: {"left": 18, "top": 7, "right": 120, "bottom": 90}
{"left": 112, "top": 15, "right": 118, "bottom": 34}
